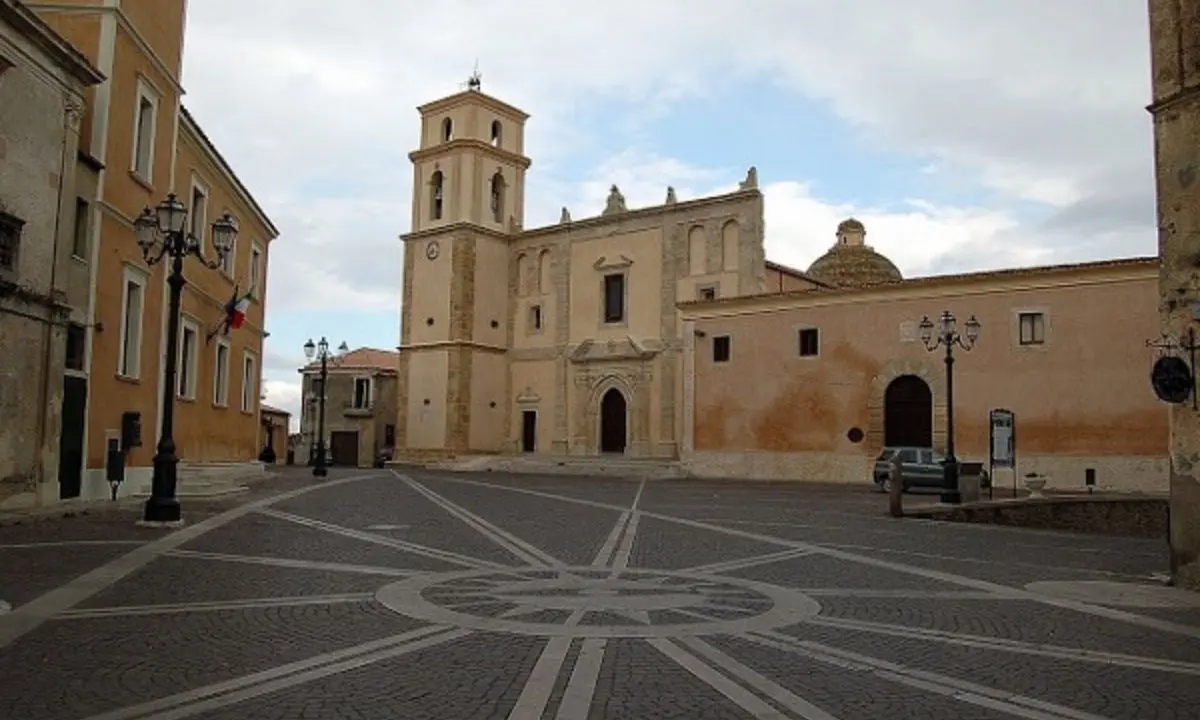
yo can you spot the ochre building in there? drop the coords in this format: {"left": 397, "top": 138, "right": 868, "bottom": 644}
{"left": 395, "top": 84, "right": 1169, "bottom": 493}
{"left": 26, "top": 0, "right": 278, "bottom": 502}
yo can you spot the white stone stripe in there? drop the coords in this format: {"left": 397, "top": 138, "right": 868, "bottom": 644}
{"left": 805, "top": 615, "right": 1200, "bottom": 676}
{"left": 608, "top": 480, "right": 645, "bottom": 573}
{"left": 507, "top": 635, "right": 576, "bottom": 719}
{"left": 554, "top": 638, "right": 607, "bottom": 720}
{"left": 257, "top": 508, "right": 505, "bottom": 570}
{"left": 796, "top": 589, "right": 1002, "bottom": 599}
{"left": 745, "top": 631, "right": 1110, "bottom": 720}
{"left": 165, "top": 549, "right": 418, "bottom": 577}
{"left": 0, "top": 473, "right": 378, "bottom": 651}
{"left": 56, "top": 593, "right": 375, "bottom": 619}
{"left": 592, "top": 510, "right": 632, "bottom": 567}
{"left": 395, "top": 472, "right": 563, "bottom": 567}
{"left": 646, "top": 637, "right": 795, "bottom": 717}
{"left": 431, "top": 473, "right": 1200, "bottom": 641}
{"left": 684, "top": 548, "right": 817, "bottom": 576}
{"left": 678, "top": 636, "right": 841, "bottom": 720}
{"left": 81, "top": 625, "right": 469, "bottom": 720}
{"left": 0, "top": 540, "right": 145, "bottom": 549}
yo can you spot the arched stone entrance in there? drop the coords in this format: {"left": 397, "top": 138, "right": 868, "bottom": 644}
{"left": 599, "top": 388, "right": 628, "bottom": 454}
{"left": 883, "top": 375, "right": 933, "bottom": 447}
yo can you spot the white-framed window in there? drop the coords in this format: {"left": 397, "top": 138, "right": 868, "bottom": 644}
{"left": 117, "top": 265, "right": 148, "bottom": 378}
{"left": 189, "top": 175, "right": 209, "bottom": 249}
{"left": 1018, "top": 311, "right": 1046, "bottom": 346}
{"left": 352, "top": 376, "right": 372, "bottom": 409}
{"left": 241, "top": 351, "right": 257, "bottom": 412}
{"left": 213, "top": 338, "right": 230, "bottom": 406}
{"left": 220, "top": 230, "right": 237, "bottom": 277}
{"left": 177, "top": 318, "right": 199, "bottom": 399}
{"left": 250, "top": 242, "right": 263, "bottom": 297}
{"left": 131, "top": 78, "right": 160, "bottom": 181}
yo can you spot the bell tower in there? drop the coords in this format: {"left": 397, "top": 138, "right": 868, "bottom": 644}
{"left": 396, "top": 74, "right": 532, "bottom": 459}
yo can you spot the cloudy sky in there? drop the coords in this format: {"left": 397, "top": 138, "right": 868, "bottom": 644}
{"left": 179, "top": 0, "right": 1156, "bottom": 429}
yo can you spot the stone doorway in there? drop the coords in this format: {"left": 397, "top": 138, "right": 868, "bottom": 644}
{"left": 599, "top": 388, "right": 628, "bottom": 454}
{"left": 883, "top": 374, "right": 933, "bottom": 447}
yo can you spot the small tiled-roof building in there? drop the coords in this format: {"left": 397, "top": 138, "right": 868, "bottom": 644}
{"left": 297, "top": 348, "right": 399, "bottom": 468}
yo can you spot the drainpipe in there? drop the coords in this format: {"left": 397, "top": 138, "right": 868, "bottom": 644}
{"left": 34, "top": 98, "right": 76, "bottom": 502}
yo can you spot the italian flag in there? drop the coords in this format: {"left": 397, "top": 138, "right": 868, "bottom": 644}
{"left": 228, "top": 289, "right": 252, "bottom": 330}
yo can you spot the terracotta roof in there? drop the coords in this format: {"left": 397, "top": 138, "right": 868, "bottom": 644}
{"left": 301, "top": 347, "right": 400, "bottom": 373}
{"left": 681, "top": 255, "right": 1159, "bottom": 308}
{"left": 260, "top": 404, "right": 289, "bottom": 415}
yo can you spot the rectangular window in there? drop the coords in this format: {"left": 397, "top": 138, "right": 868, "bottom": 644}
{"left": 178, "top": 323, "right": 198, "bottom": 399}
{"left": 384, "top": 424, "right": 396, "bottom": 446}
{"left": 603, "top": 273, "right": 625, "bottom": 323}
{"left": 712, "top": 335, "right": 731, "bottom": 363}
{"left": 241, "top": 353, "right": 256, "bottom": 412}
{"left": 1018, "top": 312, "right": 1046, "bottom": 345}
{"left": 311, "top": 377, "right": 323, "bottom": 397}
{"left": 72, "top": 198, "right": 89, "bottom": 258}
{"left": 250, "top": 243, "right": 263, "bottom": 296}
{"left": 530, "top": 304, "right": 542, "bottom": 331}
{"left": 0, "top": 211, "right": 23, "bottom": 280}
{"left": 118, "top": 272, "right": 145, "bottom": 378}
{"left": 353, "top": 377, "right": 371, "bottom": 409}
{"left": 65, "top": 323, "right": 86, "bottom": 371}
{"left": 698, "top": 285, "right": 717, "bottom": 301}
{"left": 132, "top": 87, "right": 157, "bottom": 180}
{"left": 213, "top": 342, "right": 230, "bottom": 405}
{"left": 190, "top": 182, "right": 208, "bottom": 247}
{"left": 798, "top": 328, "right": 820, "bottom": 357}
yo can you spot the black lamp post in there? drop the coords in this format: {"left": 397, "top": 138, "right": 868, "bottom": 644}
{"left": 919, "top": 310, "right": 982, "bottom": 505}
{"left": 302, "top": 337, "right": 347, "bottom": 477}
{"left": 134, "top": 193, "right": 238, "bottom": 523}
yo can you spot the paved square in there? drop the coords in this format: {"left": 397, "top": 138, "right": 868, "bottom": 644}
{"left": 2, "top": 469, "right": 1199, "bottom": 719}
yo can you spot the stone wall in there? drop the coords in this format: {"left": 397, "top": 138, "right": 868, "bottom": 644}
{"left": 905, "top": 495, "right": 1169, "bottom": 539}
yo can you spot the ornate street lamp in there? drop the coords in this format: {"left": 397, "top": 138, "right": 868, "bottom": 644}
{"left": 918, "top": 310, "right": 982, "bottom": 504}
{"left": 302, "top": 337, "right": 348, "bottom": 477}
{"left": 134, "top": 193, "right": 238, "bottom": 523}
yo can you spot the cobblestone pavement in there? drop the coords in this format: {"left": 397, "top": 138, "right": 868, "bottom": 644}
{"left": 1, "top": 468, "right": 1198, "bottom": 719}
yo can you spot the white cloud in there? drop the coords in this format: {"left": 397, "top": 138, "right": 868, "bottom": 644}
{"left": 180, "top": 0, "right": 1154, "bottom": 317}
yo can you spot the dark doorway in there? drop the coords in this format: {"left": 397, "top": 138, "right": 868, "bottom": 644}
{"left": 330, "top": 431, "right": 359, "bottom": 467}
{"left": 599, "top": 388, "right": 627, "bottom": 454}
{"left": 58, "top": 375, "right": 87, "bottom": 499}
{"left": 883, "top": 375, "right": 933, "bottom": 447}
{"left": 521, "top": 410, "right": 537, "bottom": 453}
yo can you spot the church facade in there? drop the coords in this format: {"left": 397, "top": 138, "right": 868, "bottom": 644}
{"left": 395, "top": 85, "right": 1169, "bottom": 492}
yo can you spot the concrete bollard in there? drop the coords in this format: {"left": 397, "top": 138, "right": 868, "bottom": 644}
{"left": 889, "top": 455, "right": 904, "bottom": 517}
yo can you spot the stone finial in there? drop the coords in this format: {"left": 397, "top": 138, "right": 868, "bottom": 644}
{"left": 559, "top": 207, "right": 572, "bottom": 223}
{"left": 665, "top": 186, "right": 677, "bottom": 205}
{"left": 739, "top": 166, "right": 758, "bottom": 190}
{"left": 835, "top": 217, "right": 866, "bottom": 247}
{"left": 602, "top": 184, "right": 627, "bottom": 215}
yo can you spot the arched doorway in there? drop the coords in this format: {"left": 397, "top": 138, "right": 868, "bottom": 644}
{"left": 599, "top": 388, "right": 628, "bottom": 453}
{"left": 883, "top": 375, "right": 933, "bottom": 447}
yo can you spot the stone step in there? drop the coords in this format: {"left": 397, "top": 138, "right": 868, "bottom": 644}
{"left": 435, "top": 455, "right": 686, "bottom": 479}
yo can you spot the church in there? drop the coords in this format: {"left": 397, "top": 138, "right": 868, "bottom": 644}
{"left": 394, "top": 82, "right": 1168, "bottom": 493}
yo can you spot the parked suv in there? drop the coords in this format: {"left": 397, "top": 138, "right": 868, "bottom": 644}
{"left": 873, "top": 446, "right": 989, "bottom": 492}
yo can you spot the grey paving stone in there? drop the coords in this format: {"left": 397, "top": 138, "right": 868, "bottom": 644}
{"left": 592, "top": 638, "right": 747, "bottom": 719}
{"left": 409, "top": 474, "right": 626, "bottom": 566}
{"left": 0, "top": 603, "right": 425, "bottom": 720}
{"left": 728, "top": 551, "right": 969, "bottom": 591}
{"left": 0, "top": 542, "right": 142, "bottom": 608}
{"left": 272, "top": 475, "right": 523, "bottom": 567}
{"left": 629, "top": 515, "right": 784, "bottom": 570}
{"left": 75, "top": 554, "right": 388, "bottom": 608}
{"left": 180, "top": 511, "right": 460, "bottom": 573}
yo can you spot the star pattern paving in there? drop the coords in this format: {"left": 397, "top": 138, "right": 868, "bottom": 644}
{"left": 1, "top": 469, "right": 1199, "bottom": 719}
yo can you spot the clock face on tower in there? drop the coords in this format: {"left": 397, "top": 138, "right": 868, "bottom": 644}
{"left": 425, "top": 241, "right": 440, "bottom": 260}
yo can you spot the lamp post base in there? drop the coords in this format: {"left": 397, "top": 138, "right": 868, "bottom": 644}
{"left": 313, "top": 465, "right": 328, "bottom": 477}
{"left": 142, "top": 494, "right": 182, "bottom": 523}
{"left": 940, "top": 459, "right": 962, "bottom": 505}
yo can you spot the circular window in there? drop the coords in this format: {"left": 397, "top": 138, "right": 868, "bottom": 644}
{"left": 846, "top": 427, "right": 865, "bottom": 444}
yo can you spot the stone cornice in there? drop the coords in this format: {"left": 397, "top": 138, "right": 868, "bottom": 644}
{"left": 0, "top": 0, "right": 105, "bottom": 86}
{"left": 180, "top": 106, "right": 280, "bottom": 238}
{"left": 417, "top": 89, "right": 530, "bottom": 122}
{"left": 517, "top": 188, "right": 762, "bottom": 241}
{"left": 400, "top": 222, "right": 513, "bottom": 243}
{"left": 398, "top": 340, "right": 507, "bottom": 354}
{"left": 407, "top": 137, "right": 532, "bottom": 170}
{"left": 680, "top": 257, "right": 1160, "bottom": 320}
{"left": 1146, "top": 84, "right": 1200, "bottom": 115}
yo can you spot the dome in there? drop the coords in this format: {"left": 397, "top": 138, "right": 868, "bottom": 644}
{"left": 805, "top": 218, "right": 903, "bottom": 287}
